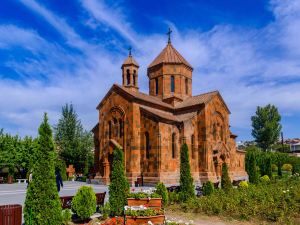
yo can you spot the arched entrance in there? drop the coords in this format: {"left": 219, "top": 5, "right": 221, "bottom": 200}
{"left": 212, "top": 142, "right": 230, "bottom": 180}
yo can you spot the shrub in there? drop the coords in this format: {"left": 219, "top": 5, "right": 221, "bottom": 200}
{"left": 155, "top": 182, "right": 169, "bottom": 206}
{"left": 99, "top": 202, "right": 110, "bottom": 220}
{"left": 72, "top": 186, "right": 96, "bottom": 220}
{"left": 239, "top": 181, "right": 249, "bottom": 189}
{"left": 221, "top": 163, "right": 232, "bottom": 191}
{"left": 271, "top": 164, "right": 278, "bottom": 172}
{"left": 109, "top": 147, "right": 130, "bottom": 216}
{"left": 62, "top": 209, "right": 72, "bottom": 225}
{"left": 202, "top": 181, "right": 214, "bottom": 196}
{"left": 168, "top": 192, "right": 179, "bottom": 204}
{"left": 24, "top": 114, "right": 62, "bottom": 225}
{"left": 260, "top": 175, "right": 270, "bottom": 184}
{"left": 179, "top": 143, "right": 195, "bottom": 202}
{"left": 282, "top": 164, "right": 293, "bottom": 172}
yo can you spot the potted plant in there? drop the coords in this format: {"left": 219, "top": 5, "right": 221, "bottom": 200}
{"left": 127, "top": 192, "right": 162, "bottom": 209}
{"left": 7, "top": 166, "right": 14, "bottom": 184}
{"left": 125, "top": 207, "right": 165, "bottom": 225}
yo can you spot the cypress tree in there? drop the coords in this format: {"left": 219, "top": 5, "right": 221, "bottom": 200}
{"left": 109, "top": 147, "right": 129, "bottom": 216}
{"left": 245, "top": 148, "right": 259, "bottom": 184}
{"left": 179, "top": 143, "right": 195, "bottom": 202}
{"left": 24, "top": 113, "right": 62, "bottom": 225}
{"left": 221, "top": 162, "right": 232, "bottom": 191}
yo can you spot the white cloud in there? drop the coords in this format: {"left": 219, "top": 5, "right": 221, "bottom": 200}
{"left": 1, "top": 0, "right": 300, "bottom": 140}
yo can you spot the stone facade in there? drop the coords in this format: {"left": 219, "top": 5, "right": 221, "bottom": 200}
{"left": 92, "top": 42, "right": 248, "bottom": 186}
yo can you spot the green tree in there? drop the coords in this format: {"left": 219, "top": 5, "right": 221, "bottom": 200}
{"left": 155, "top": 182, "right": 168, "bottom": 207}
{"left": 251, "top": 104, "right": 282, "bottom": 151}
{"left": 72, "top": 186, "right": 96, "bottom": 220}
{"left": 109, "top": 147, "right": 129, "bottom": 216}
{"left": 24, "top": 113, "right": 62, "bottom": 225}
{"left": 259, "top": 152, "right": 272, "bottom": 178}
{"left": 245, "top": 146, "right": 260, "bottom": 183}
{"left": 179, "top": 143, "right": 195, "bottom": 202}
{"left": 221, "top": 162, "right": 232, "bottom": 191}
{"left": 54, "top": 103, "right": 93, "bottom": 173}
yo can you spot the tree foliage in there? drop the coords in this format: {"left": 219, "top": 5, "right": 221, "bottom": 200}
{"left": 179, "top": 143, "right": 195, "bottom": 202}
{"left": 251, "top": 104, "right": 282, "bottom": 151}
{"left": 24, "top": 113, "right": 62, "bottom": 225}
{"left": 0, "top": 130, "right": 37, "bottom": 177}
{"left": 109, "top": 147, "right": 129, "bottom": 216}
{"left": 54, "top": 103, "right": 94, "bottom": 173}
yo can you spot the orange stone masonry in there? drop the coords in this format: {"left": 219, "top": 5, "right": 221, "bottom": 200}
{"left": 92, "top": 41, "right": 248, "bottom": 186}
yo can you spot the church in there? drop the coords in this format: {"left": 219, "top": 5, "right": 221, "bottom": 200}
{"left": 92, "top": 35, "right": 247, "bottom": 186}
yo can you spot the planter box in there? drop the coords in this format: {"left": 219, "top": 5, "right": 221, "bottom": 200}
{"left": 126, "top": 215, "right": 165, "bottom": 225}
{"left": 127, "top": 198, "right": 162, "bottom": 208}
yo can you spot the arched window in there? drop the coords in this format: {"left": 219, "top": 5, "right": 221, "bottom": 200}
{"left": 126, "top": 69, "right": 130, "bottom": 85}
{"left": 145, "top": 132, "right": 150, "bottom": 159}
{"left": 185, "top": 78, "right": 189, "bottom": 94}
{"left": 213, "top": 124, "right": 217, "bottom": 141}
{"left": 171, "top": 76, "right": 175, "bottom": 93}
{"left": 119, "top": 119, "right": 123, "bottom": 138}
{"left": 133, "top": 70, "right": 136, "bottom": 86}
{"left": 108, "top": 121, "right": 112, "bottom": 139}
{"left": 172, "top": 133, "right": 176, "bottom": 158}
{"left": 155, "top": 78, "right": 158, "bottom": 95}
{"left": 191, "top": 135, "right": 195, "bottom": 159}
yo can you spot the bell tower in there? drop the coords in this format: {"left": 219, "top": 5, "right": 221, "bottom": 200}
{"left": 121, "top": 47, "right": 139, "bottom": 92}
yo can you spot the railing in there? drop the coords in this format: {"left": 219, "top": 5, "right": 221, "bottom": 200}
{"left": 0, "top": 204, "right": 22, "bottom": 225}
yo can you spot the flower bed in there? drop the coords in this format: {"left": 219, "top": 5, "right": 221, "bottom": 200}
{"left": 126, "top": 215, "right": 165, "bottom": 225}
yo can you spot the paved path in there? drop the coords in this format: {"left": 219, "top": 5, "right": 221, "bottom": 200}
{"left": 0, "top": 181, "right": 109, "bottom": 206}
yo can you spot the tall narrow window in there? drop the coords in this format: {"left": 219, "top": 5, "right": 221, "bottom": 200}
{"left": 133, "top": 70, "right": 136, "bottom": 86}
{"left": 126, "top": 69, "right": 130, "bottom": 85}
{"left": 108, "top": 121, "right": 112, "bottom": 139}
{"left": 171, "top": 76, "right": 175, "bottom": 93}
{"left": 185, "top": 78, "right": 189, "bottom": 94}
{"left": 213, "top": 124, "right": 217, "bottom": 141}
{"left": 119, "top": 119, "right": 123, "bottom": 138}
{"left": 220, "top": 125, "right": 224, "bottom": 141}
{"left": 155, "top": 78, "right": 158, "bottom": 95}
{"left": 191, "top": 135, "right": 195, "bottom": 159}
{"left": 172, "top": 133, "right": 176, "bottom": 158}
{"left": 145, "top": 132, "right": 150, "bottom": 159}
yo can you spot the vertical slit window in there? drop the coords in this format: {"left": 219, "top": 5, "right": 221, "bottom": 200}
{"left": 171, "top": 76, "right": 175, "bottom": 93}
{"left": 191, "top": 135, "right": 195, "bottom": 159}
{"left": 108, "top": 121, "right": 112, "bottom": 139}
{"left": 155, "top": 78, "right": 158, "bottom": 95}
{"left": 185, "top": 78, "right": 188, "bottom": 94}
{"left": 172, "top": 133, "right": 176, "bottom": 158}
{"left": 145, "top": 132, "right": 150, "bottom": 159}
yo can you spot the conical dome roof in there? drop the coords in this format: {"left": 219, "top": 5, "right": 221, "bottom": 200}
{"left": 148, "top": 43, "right": 192, "bottom": 69}
{"left": 122, "top": 55, "right": 139, "bottom": 67}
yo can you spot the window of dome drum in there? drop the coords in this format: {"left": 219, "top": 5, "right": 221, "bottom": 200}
{"left": 185, "top": 78, "right": 188, "bottom": 94}
{"left": 171, "top": 76, "right": 175, "bottom": 93}
{"left": 155, "top": 78, "right": 158, "bottom": 95}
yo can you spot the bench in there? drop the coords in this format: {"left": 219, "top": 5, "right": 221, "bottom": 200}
{"left": 232, "top": 180, "right": 243, "bottom": 186}
{"left": 60, "top": 192, "right": 106, "bottom": 209}
{"left": 16, "top": 179, "right": 27, "bottom": 184}
{"left": 60, "top": 196, "right": 74, "bottom": 209}
{"left": 0, "top": 177, "right": 3, "bottom": 184}
{"left": 134, "top": 177, "right": 143, "bottom": 187}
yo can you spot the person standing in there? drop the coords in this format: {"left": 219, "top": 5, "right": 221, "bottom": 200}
{"left": 55, "top": 169, "right": 63, "bottom": 192}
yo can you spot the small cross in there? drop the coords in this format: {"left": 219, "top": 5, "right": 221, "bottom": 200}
{"left": 128, "top": 46, "right": 132, "bottom": 56}
{"left": 166, "top": 27, "right": 172, "bottom": 43}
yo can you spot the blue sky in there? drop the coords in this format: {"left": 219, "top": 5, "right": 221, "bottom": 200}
{"left": 0, "top": 0, "right": 300, "bottom": 140}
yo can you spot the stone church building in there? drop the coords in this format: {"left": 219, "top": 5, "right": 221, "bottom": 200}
{"left": 92, "top": 39, "right": 247, "bottom": 186}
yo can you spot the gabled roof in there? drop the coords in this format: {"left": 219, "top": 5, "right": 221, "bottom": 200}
{"left": 122, "top": 55, "right": 139, "bottom": 67}
{"left": 96, "top": 84, "right": 229, "bottom": 113}
{"left": 148, "top": 43, "right": 193, "bottom": 69}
